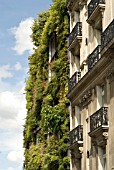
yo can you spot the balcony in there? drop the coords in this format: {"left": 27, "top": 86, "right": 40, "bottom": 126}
{"left": 101, "top": 19, "right": 114, "bottom": 54}
{"left": 68, "top": 71, "right": 81, "bottom": 92}
{"left": 69, "top": 125, "right": 83, "bottom": 149}
{"left": 68, "top": 22, "right": 82, "bottom": 54}
{"left": 89, "top": 107, "right": 108, "bottom": 141}
{"left": 88, "top": 45, "right": 101, "bottom": 71}
{"left": 87, "top": 0, "right": 105, "bottom": 29}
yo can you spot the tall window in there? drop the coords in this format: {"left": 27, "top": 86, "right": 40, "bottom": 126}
{"left": 101, "top": 85, "right": 105, "bottom": 107}
{"left": 49, "top": 32, "right": 57, "bottom": 62}
{"left": 49, "top": 32, "right": 57, "bottom": 81}
{"left": 72, "top": 107, "right": 75, "bottom": 129}
{"left": 103, "top": 147, "right": 106, "bottom": 170}
{"left": 96, "top": 85, "right": 105, "bottom": 109}
{"left": 98, "top": 146, "right": 106, "bottom": 170}
{"left": 75, "top": 106, "right": 81, "bottom": 126}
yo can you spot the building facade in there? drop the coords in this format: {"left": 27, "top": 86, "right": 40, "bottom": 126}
{"left": 67, "top": 0, "right": 114, "bottom": 170}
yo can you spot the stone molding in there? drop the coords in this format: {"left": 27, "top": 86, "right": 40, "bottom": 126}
{"left": 91, "top": 131, "right": 108, "bottom": 147}
{"left": 79, "top": 146, "right": 83, "bottom": 154}
{"left": 79, "top": 89, "right": 93, "bottom": 107}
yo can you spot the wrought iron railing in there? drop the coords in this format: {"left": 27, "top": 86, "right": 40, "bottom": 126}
{"left": 88, "top": 0, "right": 105, "bottom": 18}
{"left": 90, "top": 107, "right": 108, "bottom": 132}
{"left": 68, "top": 71, "right": 81, "bottom": 92}
{"left": 68, "top": 22, "right": 82, "bottom": 47}
{"left": 69, "top": 125, "right": 83, "bottom": 146}
{"left": 101, "top": 19, "right": 114, "bottom": 50}
{"left": 88, "top": 45, "right": 101, "bottom": 70}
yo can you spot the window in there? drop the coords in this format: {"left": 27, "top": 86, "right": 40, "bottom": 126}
{"left": 71, "top": 52, "right": 80, "bottom": 76}
{"left": 103, "top": 147, "right": 106, "bottom": 170}
{"left": 96, "top": 85, "right": 105, "bottom": 109}
{"left": 72, "top": 107, "right": 75, "bottom": 129}
{"left": 98, "top": 146, "right": 106, "bottom": 170}
{"left": 49, "top": 32, "right": 57, "bottom": 81}
{"left": 75, "top": 106, "right": 81, "bottom": 126}
{"left": 101, "top": 85, "right": 105, "bottom": 107}
{"left": 49, "top": 32, "right": 57, "bottom": 62}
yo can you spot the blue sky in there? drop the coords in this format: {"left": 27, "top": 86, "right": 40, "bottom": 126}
{"left": 0, "top": 1, "right": 52, "bottom": 170}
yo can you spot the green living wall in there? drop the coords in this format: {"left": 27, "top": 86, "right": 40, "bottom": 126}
{"left": 24, "top": 0, "right": 70, "bottom": 169}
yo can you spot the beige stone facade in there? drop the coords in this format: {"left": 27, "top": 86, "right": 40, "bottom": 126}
{"left": 67, "top": 0, "right": 114, "bottom": 169}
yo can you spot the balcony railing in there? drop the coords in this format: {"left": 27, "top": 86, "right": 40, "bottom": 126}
{"left": 68, "top": 22, "right": 82, "bottom": 47}
{"left": 101, "top": 19, "right": 114, "bottom": 50}
{"left": 88, "top": 45, "right": 101, "bottom": 71}
{"left": 90, "top": 107, "right": 108, "bottom": 132}
{"left": 68, "top": 71, "right": 81, "bottom": 92}
{"left": 69, "top": 125, "right": 83, "bottom": 146}
{"left": 88, "top": 0, "right": 105, "bottom": 18}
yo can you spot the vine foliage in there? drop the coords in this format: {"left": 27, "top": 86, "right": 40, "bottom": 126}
{"left": 24, "top": 0, "right": 70, "bottom": 169}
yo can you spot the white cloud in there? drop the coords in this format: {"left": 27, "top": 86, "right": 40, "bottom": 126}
{"left": 0, "top": 65, "right": 13, "bottom": 79}
{"left": 0, "top": 64, "right": 27, "bottom": 169}
{"left": 0, "top": 91, "right": 26, "bottom": 120}
{"left": 0, "top": 79, "right": 12, "bottom": 92}
{"left": 0, "top": 90, "right": 26, "bottom": 152}
{"left": 8, "top": 165, "right": 23, "bottom": 170}
{"left": 7, "top": 149, "right": 24, "bottom": 163}
{"left": 11, "top": 17, "right": 34, "bottom": 55}
{"left": 8, "top": 168, "right": 16, "bottom": 170}
{"left": 0, "top": 77, "right": 26, "bottom": 168}
{"left": 14, "top": 62, "right": 22, "bottom": 71}
{"left": 0, "top": 63, "right": 27, "bottom": 92}
{"left": 0, "top": 130, "right": 23, "bottom": 151}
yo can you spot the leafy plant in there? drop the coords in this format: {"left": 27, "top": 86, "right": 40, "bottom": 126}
{"left": 24, "top": 0, "right": 70, "bottom": 169}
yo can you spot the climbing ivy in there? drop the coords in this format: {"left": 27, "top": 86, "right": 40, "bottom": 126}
{"left": 24, "top": 0, "right": 70, "bottom": 169}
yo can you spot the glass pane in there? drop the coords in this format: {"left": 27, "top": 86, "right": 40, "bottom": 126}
{"left": 103, "top": 147, "right": 106, "bottom": 170}
{"left": 102, "top": 85, "right": 105, "bottom": 107}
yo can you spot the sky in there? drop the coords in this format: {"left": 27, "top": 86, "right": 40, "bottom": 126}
{"left": 0, "top": 1, "right": 52, "bottom": 170}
